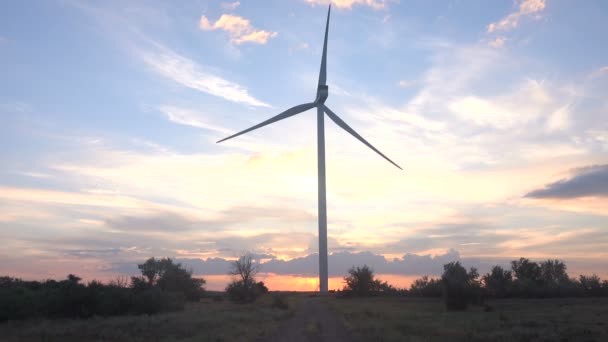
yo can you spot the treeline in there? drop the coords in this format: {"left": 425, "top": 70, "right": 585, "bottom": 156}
{"left": 408, "top": 258, "right": 608, "bottom": 299}
{"left": 342, "top": 258, "right": 608, "bottom": 308}
{"left": 0, "top": 258, "right": 204, "bottom": 322}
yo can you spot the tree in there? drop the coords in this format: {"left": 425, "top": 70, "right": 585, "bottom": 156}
{"left": 511, "top": 258, "right": 541, "bottom": 282}
{"left": 482, "top": 265, "right": 512, "bottom": 298}
{"left": 540, "top": 259, "right": 569, "bottom": 285}
{"left": 410, "top": 276, "right": 442, "bottom": 297}
{"left": 136, "top": 257, "right": 205, "bottom": 301}
{"left": 441, "top": 261, "right": 480, "bottom": 310}
{"left": 229, "top": 253, "right": 259, "bottom": 288}
{"left": 343, "top": 265, "right": 391, "bottom": 296}
{"left": 579, "top": 274, "right": 603, "bottom": 296}
{"left": 138, "top": 257, "right": 173, "bottom": 285}
{"left": 226, "top": 253, "right": 265, "bottom": 303}
{"left": 510, "top": 258, "right": 542, "bottom": 296}
{"left": 157, "top": 264, "right": 206, "bottom": 301}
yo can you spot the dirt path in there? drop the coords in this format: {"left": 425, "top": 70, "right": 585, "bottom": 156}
{"left": 270, "top": 296, "right": 356, "bottom": 342}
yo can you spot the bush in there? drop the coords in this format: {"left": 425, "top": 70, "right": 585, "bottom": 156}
{"left": 0, "top": 257, "right": 206, "bottom": 321}
{"left": 226, "top": 280, "right": 268, "bottom": 303}
{"left": 271, "top": 294, "right": 289, "bottom": 310}
{"left": 409, "top": 276, "right": 442, "bottom": 297}
{"left": 226, "top": 253, "right": 266, "bottom": 303}
{"left": 130, "top": 288, "right": 184, "bottom": 315}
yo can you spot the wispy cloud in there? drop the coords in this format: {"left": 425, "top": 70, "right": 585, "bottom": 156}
{"left": 397, "top": 79, "right": 414, "bottom": 88}
{"left": 159, "top": 106, "right": 231, "bottom": 134}
{"left": 221, "top": 1, "right": 240, "bottom": 11}
{"left": 200, "top": 14, "right": 277, "bottom": 45}
{"left": 487, "top": 0, "right": 546, "bottom": 33}
{"left": 488, "top": 36, "right": 508, "bottom": 48}
{"left": 140, "top": 45, "right": 270, "bottom": 107}
{"left": 305, "top": 0, "right": 389, "bottom": 10}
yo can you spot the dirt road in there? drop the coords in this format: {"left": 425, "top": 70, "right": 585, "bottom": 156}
{"left": 271, "top": 296, "right": 356, "bottom": 342}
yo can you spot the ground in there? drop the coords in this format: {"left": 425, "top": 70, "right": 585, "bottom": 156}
{"left": 0, "top": 294, "right": 297, "bottom": 342}
{"left": 272, "top": 295, "right": 354, "bottom": 342}
{"left": 326, "top": 296, "right": 608, "bottom": 342}
{"left": 1, "top": 295, "right": 607, "bottom": 341}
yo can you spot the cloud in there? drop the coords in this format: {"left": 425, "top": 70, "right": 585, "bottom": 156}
{"left": 526, "top": 165, "right": 608, "bottom": 199}
{"left": 488, "top": 37, "right": 508, "bottom": 48}
{"left": 200, "top": 14, "right": 277, "bottom": 45}
{"left": 159, "top": 106, "right": 231, "bottom": 133}
{"left": 305, "top": 0, "right": 389, "bottom": 10}
{"left": 221, "top": 1, "right": 240, "bottom": 10}
{"left": 397, "top": 80, "right": 413, "bottom": 88}
{"left": 487, "top": 0, "right": 546, "bottom": 33}
{"left": 140, "top": 46, "right": 270, "bottom": 107}
{"left": 448, "top": 79, "right": 565, "bottom": 130}
{"left": 589, "top": 66, "right": 608, "bottom": 79}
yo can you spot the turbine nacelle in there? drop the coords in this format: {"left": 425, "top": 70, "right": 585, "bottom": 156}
{"left": 315, "top": 85, "right": 329, "bottom": 104}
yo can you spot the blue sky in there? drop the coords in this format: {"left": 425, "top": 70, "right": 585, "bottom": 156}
{"left": 1, "top": 0, "right": 607, "bottom": 289}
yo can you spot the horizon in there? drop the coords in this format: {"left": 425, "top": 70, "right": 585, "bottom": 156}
{"left": 1, "top": 0, "right": 607, "bottom": 293}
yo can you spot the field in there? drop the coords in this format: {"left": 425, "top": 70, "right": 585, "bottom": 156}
{"left": 0, "top": 294, "right": 298, "bottom": 342}
{"left": 326, "top": 296, "right": 608, "bottom": 342}
{"left": 1, "top": 294, "right": 607, "bottom": 341}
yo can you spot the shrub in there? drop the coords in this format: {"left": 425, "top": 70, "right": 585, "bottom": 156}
{"left": 226, "top": 253, "right": 266, "bottom": 303}
{"left": 271, "top": 294, "right": 289, "bottom": 310}
{"left": 409, "top": 276, "right": 442, "bottom": 297}
{"left": 0, "top": 257, "right": 206, "bottom": 321}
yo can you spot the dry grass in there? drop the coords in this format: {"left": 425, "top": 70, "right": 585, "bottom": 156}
{"left": 0, "top": 294, "right": 299, "bottom": 342}
{"left": 326, "top": 296, "right": 608, "bottom": 341}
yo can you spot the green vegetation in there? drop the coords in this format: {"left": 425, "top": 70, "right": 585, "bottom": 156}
{"left": 326, "top": 296, "right": 608, "bottom": 341}
{"left": 0, "top": 258, "right": 204, "bottom": 321}
{"left": 399, "top": 258, "right": 608, "bottom": 302}
{"left": 0, "top": 294, "right": 298, "bottom": 342}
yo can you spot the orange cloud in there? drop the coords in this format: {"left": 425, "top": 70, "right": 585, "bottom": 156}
{"left": 200, "top": 14, "right": 277, "bottom": 45}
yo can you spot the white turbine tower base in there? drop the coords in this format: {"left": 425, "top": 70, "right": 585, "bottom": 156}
{"left": 217, "top": 5, "right": 401, "bottom": 293}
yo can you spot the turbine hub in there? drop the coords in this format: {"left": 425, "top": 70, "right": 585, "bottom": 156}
{"left": 315, "top": 85, "right": 329, "bottom": 104}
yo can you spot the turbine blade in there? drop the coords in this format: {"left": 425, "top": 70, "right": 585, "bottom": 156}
{"left": 317, "top": 5, "right": 331, "bottom": 87}
{"left": 324, "top": 105, "right": 402, "bottom": 170}
{"left": 217, "top": 103, "right": 316, "bottom": 143}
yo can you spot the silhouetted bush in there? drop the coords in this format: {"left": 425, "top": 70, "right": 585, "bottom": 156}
{"left": 138, "top": 257, "right": 205, "bottom": 301}
{"left": 406, "top": 258, "right": 608, "bottom": 300}
{"left": 409, "top": 276, "right": 442, "bottom": 297}
{"left": 271, "top": 294, "right": 289, "bottom": 310}
{"left": 130, "top": 287, "right": 184, "bottom": 315}
{"left": 0, "top": 258, "right": 205, "bottom": 322}
{"left": 226, "top": 280, "right": 268, "bottom": 303}
{"left": 226, "top": 253, "right": 267, "bottom": 303}
{"left": 343, "top": 265, "right": 393, "bottom": 296}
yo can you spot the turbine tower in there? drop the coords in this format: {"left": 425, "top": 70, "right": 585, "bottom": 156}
{"left": 217, "top": 5, "right": 401, "bottom": 292}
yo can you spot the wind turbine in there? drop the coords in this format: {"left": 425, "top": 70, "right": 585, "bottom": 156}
{"left": 217, "top": 5, "right": 401, "bottom": 292}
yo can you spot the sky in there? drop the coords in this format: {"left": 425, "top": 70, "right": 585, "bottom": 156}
{"left": 0, "top": 0, "right": 607, "bottom": 291}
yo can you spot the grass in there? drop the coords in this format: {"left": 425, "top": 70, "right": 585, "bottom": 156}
{"left": 0, "top": 293, "right": 299, "bottom": 342}
{"left": 325, "top": 296, "right": 608, "bottom": 342}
